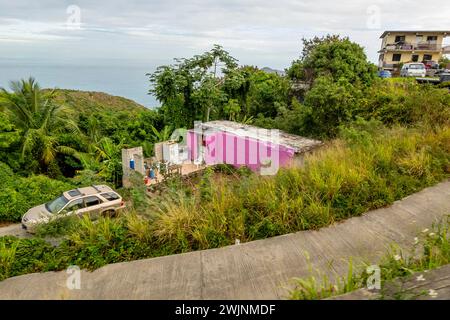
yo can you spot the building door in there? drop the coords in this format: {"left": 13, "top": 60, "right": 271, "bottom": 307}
{"left": 412, "top": 54, "right": 419, "bottom": 62}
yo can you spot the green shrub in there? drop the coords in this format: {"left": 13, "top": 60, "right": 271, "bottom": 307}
{"left": 0, "top": 162, "right": 75, "bottom": 222}
{"left": 359, "top": 79, "right": 450, "bottom": 128}
{"left": 35, "top": 215, "right": 81, "bottom": 238}
{"left": 0, "top": 236, "right": 59, "bottom": 281}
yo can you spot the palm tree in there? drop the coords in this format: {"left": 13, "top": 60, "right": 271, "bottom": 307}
{"left": 0, "top": 77, "right": 79, "bottom": 170}
{"left": 93, "top": 137, "right": 123, "bottom": 187}
{"left": 150, "top": 125, "right": 172, "bottom": 142}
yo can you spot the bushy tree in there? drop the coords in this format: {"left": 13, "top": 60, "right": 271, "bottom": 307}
{"left": 246, "top": 69, "right": 290, "bottom": 118}
{"left": 148, "top": 45, "right": 238, "bottom": 127}
{"left": 302, "top": 76, "right": 363, "bottom": 138}
{"left": 284, "top": 35, "right": 377, "bottom": 138}
{"left": 288, "top": 35, "right": 377, "bottom": 86}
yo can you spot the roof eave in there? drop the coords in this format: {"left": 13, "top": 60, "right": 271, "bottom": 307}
{"left": 380, "top": 31, "right": 450, "bottom": 39}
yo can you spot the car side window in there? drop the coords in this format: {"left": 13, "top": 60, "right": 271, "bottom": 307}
{"left": 65, "top": 199, "right": 84, "bottom": 212}
{"left": 84, "top": 196, "right": 102, "bottom": 207}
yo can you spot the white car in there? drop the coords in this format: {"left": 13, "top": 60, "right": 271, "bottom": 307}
{"left": 21, "top": 185, "right": 125, "bottom": 232}
{"left": 400, "top": 63, "right": 426, "bottom": 77}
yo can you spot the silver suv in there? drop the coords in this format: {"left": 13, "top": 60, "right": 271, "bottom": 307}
{"left": 21, "top": 185, "right": 125, "bottom": 232}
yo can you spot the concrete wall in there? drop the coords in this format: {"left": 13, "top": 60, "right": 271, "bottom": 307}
{"left": 383, "top": 51, "right": 441, "bottom": 64}
{"left": 121, "top": 147, "right": 145, "bottom": 188}
{"left": 187, "top": 129, "right": 296, "bottom": 173}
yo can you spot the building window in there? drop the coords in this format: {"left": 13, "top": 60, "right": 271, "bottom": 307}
{"left": 423, "top": 54, "right": 432, "bottom": 61}
{"left": 412, "top": 54, "right": 419, "bottom": 62}
{"left": 395, "top": 35, "right": 405, "bottom": 43}
{"left": 427, "top": 36, "right": 437, "bottom": 41}
{"left": 392, "top": 54, "right": 402, "bottom": 62}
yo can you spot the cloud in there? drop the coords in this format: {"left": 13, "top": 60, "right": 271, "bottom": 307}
{"left": 0, "top": 0, "right": 449, "bottom": 65}
{"left": 0, "top": 18, "right": 82, "bottom": 42}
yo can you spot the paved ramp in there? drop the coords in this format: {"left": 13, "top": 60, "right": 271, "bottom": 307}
{"left": 1, "top": 180, "right": 449, "bottom": 299}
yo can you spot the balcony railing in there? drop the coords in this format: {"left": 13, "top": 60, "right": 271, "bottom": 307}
{"left": 380, "top": 62, "right": 399, "bottom": 70}
{"left": 381, "top": 42, "right": 444, "bottom": 51}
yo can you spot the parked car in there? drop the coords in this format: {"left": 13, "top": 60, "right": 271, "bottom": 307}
{"left": 378, "top": 70, "right": 392, "bottom": 78}
{"left": 424, "top": 61, "right": 439, "bottom": 70}
{"left": 416, "top": 72, "right": 450, "bottom": 88}
{"left": 434, "top": 69, "right": 450, "bottom": 77}
{"left": 400, "top": 63, "right": 426, "bottom": 77}
{"left": 21, "top": 185, "right": 125, "bottom": 232}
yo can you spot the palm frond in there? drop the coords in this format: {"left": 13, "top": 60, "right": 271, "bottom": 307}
{"left": 21, "top": 129, "right": 38, "bottom": 159}
{"left": 40, "top": 133, "right": 57, "bottom": 164}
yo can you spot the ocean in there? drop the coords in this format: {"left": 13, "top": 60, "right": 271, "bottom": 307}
{"left": 0, "top": 60, "right": 159, "bottom": 108}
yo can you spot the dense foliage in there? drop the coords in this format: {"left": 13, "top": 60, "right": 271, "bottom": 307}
{"left": 0, "top": 80, "right": 167, "bottom": 189}
{"left": 0, "top": 122, "right": 449, "bottom": 280}
{"left": 0, "top": 162, "right": 75, "bottom": 222}
{"left": 149, "top": 46, "right": 291, "bottom": 128}
{"left": 0, "top": 35, "right": 449, "bottom": 281}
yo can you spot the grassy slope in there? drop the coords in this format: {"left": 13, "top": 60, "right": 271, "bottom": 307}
{"left": 47, "top": 89, "right": 148, "bottom": 115}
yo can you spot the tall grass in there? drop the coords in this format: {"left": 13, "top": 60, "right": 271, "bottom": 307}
{"left": 374, "top": 216, "right": 450, "bottom": 283}
{"left": 1, "top": 124, "right": 449, "bottom": 281}
{"left": 0, "top": 241, "right": 17, "bottom": 281}
{"left": 289, "top": 256, "right": 360, "bottom": 300}
{"left": 153, "top": 123, "right": 450, "bottom": 251}
{"left": 289, "top": 216, "right": 450, "bottom": 300}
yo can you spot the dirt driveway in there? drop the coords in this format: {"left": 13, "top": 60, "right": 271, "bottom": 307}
{"left": 0, "top": 223, "right": 30, "bottom": 238}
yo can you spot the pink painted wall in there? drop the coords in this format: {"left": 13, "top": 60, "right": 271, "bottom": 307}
{"left": 187, "top": 129, "right": 295, "bottom": 172}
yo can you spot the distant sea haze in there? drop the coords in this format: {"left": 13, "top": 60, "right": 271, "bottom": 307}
{"left": 0, "top": 60, "right": 159, "bottom": 108}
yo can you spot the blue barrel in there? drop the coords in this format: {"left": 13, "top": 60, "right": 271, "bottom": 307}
{"left": 129, "top": 159, "right": 135, "bottom": 170}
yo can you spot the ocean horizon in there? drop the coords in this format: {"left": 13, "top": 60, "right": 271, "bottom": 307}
{"left": 0, "top": 59, "right": 159, "bottom": 108}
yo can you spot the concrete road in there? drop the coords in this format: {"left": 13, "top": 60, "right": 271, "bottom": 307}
{"left": 0, "top": 180, "right": 449, "bottom": 299}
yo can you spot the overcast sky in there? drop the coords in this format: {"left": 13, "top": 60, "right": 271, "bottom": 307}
{"left": 1, "top": 0, "right": 449, "bottom": 69}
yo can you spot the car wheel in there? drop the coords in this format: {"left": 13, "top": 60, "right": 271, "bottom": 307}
{"left": 102, "top": 209, "right": 117, "bottom": 218}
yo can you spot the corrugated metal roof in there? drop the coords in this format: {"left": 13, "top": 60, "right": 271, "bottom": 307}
{"left": 198, "top": 120, "right": 322, "bottom": 154}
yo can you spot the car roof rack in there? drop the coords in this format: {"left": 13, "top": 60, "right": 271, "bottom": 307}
{"left": 92, "top": 185, "right": 102, "bottom": 193}
{"left": 67, "top": 189, "right": 83, "bottom": 197}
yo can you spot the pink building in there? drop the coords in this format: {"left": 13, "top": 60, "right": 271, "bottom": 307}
{"left": 187, "top": 121, "right": 322, "bottom": 174}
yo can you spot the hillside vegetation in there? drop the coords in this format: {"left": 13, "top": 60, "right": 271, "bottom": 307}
{"left": 48, "top": 89, "right": 148, "bottom": 115}
{"left": 0, "top": 35, "right": 449, "bottom": 281}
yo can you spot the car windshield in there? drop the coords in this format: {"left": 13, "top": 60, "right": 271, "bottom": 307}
{"left": 45, "top": 195, "right": 69, "bottom": 213}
